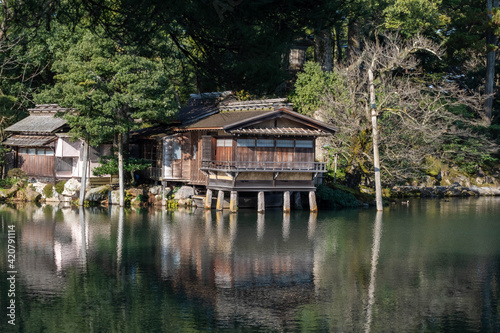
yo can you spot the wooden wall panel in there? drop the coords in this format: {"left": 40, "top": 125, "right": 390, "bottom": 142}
{"left": 18, "top": 154, "right": 54, "bottom": 177}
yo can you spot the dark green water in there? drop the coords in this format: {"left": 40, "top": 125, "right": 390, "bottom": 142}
{"left": 0, "top": 197, "right": 499, "bottom": 332}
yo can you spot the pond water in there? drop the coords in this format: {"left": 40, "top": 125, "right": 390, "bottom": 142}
{"left": 0, "top": 197, "right": 499, "bottom": 332}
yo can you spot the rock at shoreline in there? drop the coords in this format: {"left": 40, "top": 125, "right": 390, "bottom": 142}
{"left": 62, "top": 178, "right": 81, "bottom": 197}
{"left": 174, "top": 186, "right": 194, "bottom": 200}
{"left": 85, "top": 185, "right": 111, "bottom": 202}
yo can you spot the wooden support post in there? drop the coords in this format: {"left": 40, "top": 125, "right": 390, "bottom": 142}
{"left": 257, "top": 191, "right": 265, "bottom": 213}
{"left": 216, "top": 190, "right": 224, "bottom": 211}
{"left": 283, "top": 191, "right": 291, "bottom": 213}
{"left": 230, "top": 191, "right": 238, "bottom": 213}
{"left": 309, "top": 191, "right": 317, "bottom": 212}
{"left": 205, "top": 189, "right": 212, "bottom": 210}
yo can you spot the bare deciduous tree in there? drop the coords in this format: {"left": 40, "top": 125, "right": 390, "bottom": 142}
{"left": 313, "top": 34, "right": 491, "bottom": 198}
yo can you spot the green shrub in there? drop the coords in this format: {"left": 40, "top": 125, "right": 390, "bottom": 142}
{"left": 54, "top": 180, "right": 67, "bottom": 194}
{"left": 135, "top": 193, "right": 148, "bottom": 202}
{"left": 43, "top": 184, "right": 54, "bottom": 198}
{"left": 316, "top": 184, "right": 360, "bottom": 210}
{"left": 0, "top": 178, "right": 16, "bottom": 189}
{"left": 124, "top": 190, "right": 133, "bottom": 206}
{"left": 7, "top": 168, "right": 26, "bottom": 179}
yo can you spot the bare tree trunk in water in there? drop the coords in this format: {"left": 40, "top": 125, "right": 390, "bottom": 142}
{"left": 79, "top": 140, "right": 89, "bottom": 206}
{"left": 368, "top": 64, "right": 383, "bottom": 211}
{"left": 118, "top": 132, "right": 125, "bottom": 207}
{"left": 485, "top": 0, "right": 498, "bottom": 123}
{"left": 315, "top": 29, "right": 333, "bottom": 72}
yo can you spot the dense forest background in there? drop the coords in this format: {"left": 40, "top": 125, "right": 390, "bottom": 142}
{"left": 1, "top": 0, "right": 499, "bottom": 189}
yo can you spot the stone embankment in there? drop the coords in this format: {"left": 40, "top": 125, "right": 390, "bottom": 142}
{"left": 391, "top": 183, "right": 500, "bottom": 198}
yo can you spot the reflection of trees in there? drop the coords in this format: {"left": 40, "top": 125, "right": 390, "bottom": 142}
{"left": 1, "top": 198, "right": 499, "bottom": 332}
{"left": 312, "top": 198, "right": 500, "bottom": 332}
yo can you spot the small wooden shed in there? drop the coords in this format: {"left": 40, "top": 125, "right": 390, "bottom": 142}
{"left": 3, "top": 104, "right": 111, "bottom": 183}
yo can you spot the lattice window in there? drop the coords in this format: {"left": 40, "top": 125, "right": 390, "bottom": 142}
{"left": 276, "top": 140, "right": 294, "bottom": 148}
{"left": 295, "top": 140, "right": 313, "bottom": 148}
{"left": 217, "top": 138, "right": 232, "bottom": 147}
{"left": 257, "top": 139, "right": 274, "bottom": 147}
{"left": 237, "top": 139, "right": 255, "bottom": 147}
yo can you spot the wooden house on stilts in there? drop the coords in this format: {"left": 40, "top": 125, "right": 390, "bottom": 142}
{"left": 139, "top": 93, "right": 336, "bottom": 212}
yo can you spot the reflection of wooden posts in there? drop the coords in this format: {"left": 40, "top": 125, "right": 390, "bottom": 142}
{"left": 282, "top": 213, "right": 290, "bottom": 241}
{"left": 205, "top": 189, "right": 212, "bottom": 209}
{"left": 216, "top": 190, "right": 224, "bottom": 211}
{"left": 307, "top": 212, "right": 317, "bottom": 240}
{"left": 283, "top": 191, "right": 290, "bottom": 213}
{"left": 204, "top": 210, "right": 212, "bottom": 235}
{"left": 229, "top": 213, "right": 237, "bottom": 242}
{"left": 216, "top": 211, "right": 224, "bottom": 239}
{"left": 230, "top": 191, "right": 238, "bottom": 213}
{"left": 257, "top": 213, "right": 265, "bottom": 241}
{"left": 309, "top": 191, "right": 317, "bottom": 212}
{"left": 258, "top": 191, "right": 265, "bottom": 213}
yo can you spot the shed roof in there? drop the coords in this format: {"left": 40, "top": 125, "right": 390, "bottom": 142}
{"left": 4, "top": 115, "right": 67, "bottom": 133}
{"left": 3, "top": 135, "right": 57, "bottom": 147}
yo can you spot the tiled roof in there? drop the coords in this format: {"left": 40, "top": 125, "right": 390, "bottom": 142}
{"left": 178, "top": 94, "right": 291, "bottom": 126}
{"left": 5, "top": 104, "right": 69, "bottom": 133}
{"left": 218, "top": 98, "right": 290, "bottom": 112}
{"left": 182, "top": 110, "right": 274, "bottom": 129}
{"left": 28, "top": 104, "right": 69, "bottom": 115}
{"left": 3, "top": 135, "right": 57, "bottom": 147}
{"left": 227, "top": 127, "right": 329, "bottom": 137}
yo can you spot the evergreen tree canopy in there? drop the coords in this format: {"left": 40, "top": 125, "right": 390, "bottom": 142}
{"left": 35, "top": 28, "right": 178, "bottom": 145}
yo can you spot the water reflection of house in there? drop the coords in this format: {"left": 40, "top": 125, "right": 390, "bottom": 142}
{"left": 154, "top": 209, "right": 317, "bottom": 330}
{"left": 3, "top": 104, "right": 112, "bottom": 183}
{"left": 17, "top": 206, "right": 111, "bottom": 296}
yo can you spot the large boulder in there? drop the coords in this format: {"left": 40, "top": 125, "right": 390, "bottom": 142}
{"left": 149, "top": 185, "right": 163, "bottom": 195}
{"left": 109, "top": 190, "right": 120, "bottom": 205}
{"left": 174, "top": 186, "right": 195, "bottom": 200}
{"left": 25, "top": 187, "right": 42, "bottom": 202}
{"left": 85, "top": 185, "right": 111, "bottom": 202}
{"left": 62, "top": 178, "right": 81, "bottom": 197}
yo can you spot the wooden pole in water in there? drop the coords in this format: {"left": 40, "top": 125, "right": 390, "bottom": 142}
{"left": 283, "top": 191, "right": 291, "bottom": 213}
{"left": 257, "top": 191, "right": 265, "bottom": 213}
{"left": 230, "top": 191, "right": 238, "bottom": 213}
{"left": 309, "top": 191, "right": 317, "bottom": 212}
{"left": 205, "top": 189, "right": 212, "bottom": 210}
{"left": 216, "top": 190, "right": 224, "bottom": 211}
